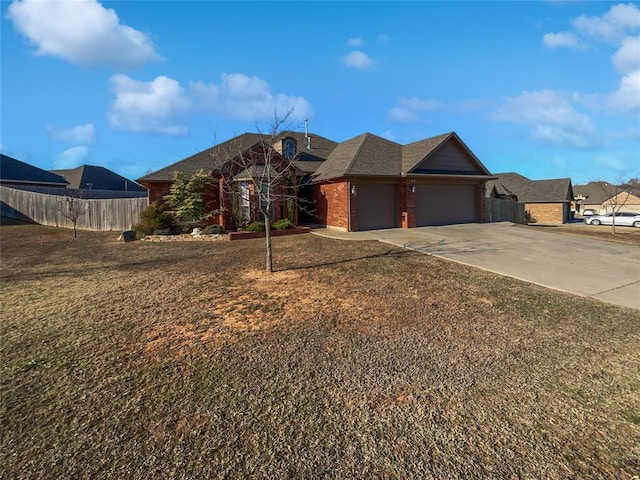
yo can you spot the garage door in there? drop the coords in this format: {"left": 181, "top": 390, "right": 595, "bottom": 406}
{"left": 357, "top": 182, "right": 398, "bottom": 230}
{"left": 415, "top": 183, "right": 476, "bottom": 226}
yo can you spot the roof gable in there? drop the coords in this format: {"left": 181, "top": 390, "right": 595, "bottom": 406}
{"left": 406, "top": 133, "right": 490, "bottom": 175}
{"left": 0, "top": 154, "right": 68, "bottom": 186}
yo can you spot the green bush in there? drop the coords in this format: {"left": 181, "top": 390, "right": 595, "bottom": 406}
{"left": 133, "top": 203, "right": 174, "bottom": 238}
{"left": 273, "top": 218, "right": 294, "bottom": 230}
{"left": 245, "top": 221, "right": 265, "bottom": 232}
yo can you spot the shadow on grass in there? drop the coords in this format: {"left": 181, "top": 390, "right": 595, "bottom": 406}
{"left": 278, "top": 247, "right": 415, "bottom": 272}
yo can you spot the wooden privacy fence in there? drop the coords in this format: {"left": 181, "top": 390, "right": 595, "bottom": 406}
{"left": 1, "top": 186, "right": 148, "bottom": 231}
{"left": 485, "top": 197, "right": 526, "bottom": 224}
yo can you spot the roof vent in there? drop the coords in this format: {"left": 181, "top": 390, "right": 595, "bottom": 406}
{"left": 304, "top": 118, "right": 312, "bottom": 149}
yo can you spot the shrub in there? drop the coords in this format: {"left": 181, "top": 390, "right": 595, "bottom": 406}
{"left": 273, "top": 218, "right": 294, "bottom": 230}
{"left": 525, "top": 210, "right": 537, "bottom": 224}
{"left": 245, "top": 221, "right": 265, "bottom": 232}
{"left": 202, "top": 225, "right": 226, "bottom": 235}
{"left": 133, "top": 203, "right": 174, "bottom": 238}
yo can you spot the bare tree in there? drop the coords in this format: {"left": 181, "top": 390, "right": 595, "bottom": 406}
{"left": 59, "top": 191, "right": 85, "bottom": 237}
{"left": 593, "top": 175, "right": 639, "bottom": 234}
{"left": 213, "top": 111, "right": 304, "bottom": 273}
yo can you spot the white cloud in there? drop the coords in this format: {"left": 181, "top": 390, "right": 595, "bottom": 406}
{"left": 347, "top": 37, "right": 364, "bottom": 47}
{"left": 388, "top": 96, "right": 443, "bottom": 123}
{"left": 572, "top": 3, "right": 640, "bottom": 42}
{"left": 53, "top": 146, "right": 90, "bottom": 169}
{"left": 388, "top": 107, "right": 422, "bottom": 123}
{"left": 398, "top": 96, "right": 443, "bottom": 112}
{"left": 343, "top": 51, "right": 375, "bottom": 70}
{"left": 6, "top": 0, "right": 162, "bottom": 68}
{"left": 377, "top": 34, "right": 390, "bottom": 43}
{"left": 190, "top": 73, "right": 313, "bottom": 122}
{"left": 603, "top": 70, "right": 640, "bottom": 113}
{"left": 492, "top": 90, "right": 601, "bottom": 149}
{"left": 108, "top": 75, "right": 190, "bottom": 136}
{"left": 543, "top": 32, "right": 582, "bottom": 48}
{"left": 107, "top": 73, "right": 314, "bottom": 135}
{"left": 46, "top": 123, "right": 96, "bottom": 144}
{"left": 612, "top": 35, "right": 640, "bottom": 73}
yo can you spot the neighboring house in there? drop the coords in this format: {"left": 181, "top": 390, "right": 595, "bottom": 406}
{"left": 573, "top": 182, "right": 640, "bottom": 215}
{"left": 52, "top": 165, "right": 147, "bottom": 193}
{"left": 0, "top": 154, "right": 68, "bottom": 188}
{"left": 486, "top": 172, "right": 574, "bottom": 224}
{"left": 138, "top": 131, "right": 493, "bottom": 232}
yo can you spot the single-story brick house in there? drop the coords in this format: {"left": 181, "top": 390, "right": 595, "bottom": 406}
{"left": 138, "top": 131, "right": 494, "bottom": 231}
{"left": 485, "top": 172, "right": 574, "bottom": 224}
{"left": 573, "top": 182, "right": 640, "bottom": 215}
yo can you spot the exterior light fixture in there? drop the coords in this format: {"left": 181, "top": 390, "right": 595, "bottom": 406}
{"left": 351, "top": 185, "right": 356, "bottom": 196}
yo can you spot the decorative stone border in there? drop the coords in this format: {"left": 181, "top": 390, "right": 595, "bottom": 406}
{"left": 142, "top": 233, "right": 227, "bottom": 242}
{"left": 228, "top": 226, "right": 311, "bottom": 241}
{"left": 142, "top": 226, "right": 312, "bottom": 242}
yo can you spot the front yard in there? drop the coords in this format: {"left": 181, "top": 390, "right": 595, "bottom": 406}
{"left": 1, "top": 220, "right": 639, "bottom": 479}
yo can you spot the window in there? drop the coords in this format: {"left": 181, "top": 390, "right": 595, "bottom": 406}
{"left": 284, "top": 138, "right": 296, "bottom": 159}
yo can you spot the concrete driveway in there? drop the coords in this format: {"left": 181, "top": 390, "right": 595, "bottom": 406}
{"left": 312, "top": 222, "right": 640, "bottom": 310}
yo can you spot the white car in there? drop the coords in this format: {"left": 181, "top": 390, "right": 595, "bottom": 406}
{"left": 584, "top": 211, "right": 640, "bottom": 227}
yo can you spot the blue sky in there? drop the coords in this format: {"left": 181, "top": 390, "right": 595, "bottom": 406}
{"left": 1, "top": 1, "right": 639, "bottom": 184}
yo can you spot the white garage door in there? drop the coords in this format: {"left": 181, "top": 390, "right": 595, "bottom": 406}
{"left": 415, "top": 183, "right": 476, "bottom": 226}
{"left": 357, "top": 182, "right": 398, "bottom": 231}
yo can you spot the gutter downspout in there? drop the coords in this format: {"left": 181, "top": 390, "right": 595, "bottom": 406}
{"left": 347, "top": 180, "right": 352, "bottom": 232}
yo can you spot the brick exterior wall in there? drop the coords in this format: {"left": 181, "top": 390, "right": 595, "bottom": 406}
{"left": 477, "top": 183, "right": 487, "bottom": 223}
{"left": 140, "top": 181, "right": 172, "bottom": 206}
{"left": 525, "top": 203, "right": 565, "bottom": 224}
{"left": 400, "top": 178, "right": 416, "bottom": 228}
{"left": 312, "top": 181, "right": 350, "bottom": 230}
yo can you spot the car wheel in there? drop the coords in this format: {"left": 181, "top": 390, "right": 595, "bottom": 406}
{"left": 633, "top": 221, "right": 640, "bottom": 228}
{"left": 591, "top": 219, "right": 601, "bottom": 226}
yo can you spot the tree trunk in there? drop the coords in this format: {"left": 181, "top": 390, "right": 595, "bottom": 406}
{"left": 264, "top": 208, "right": 273, "bottom": 273}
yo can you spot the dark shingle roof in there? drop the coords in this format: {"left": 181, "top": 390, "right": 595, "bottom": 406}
{"left": 138, "top": 132, "right": 338, "bottom": 182}
{"left": 313, "top": 131, "right": 491, "bottom": 182}
{"left": 138, "top": 133, "right": 265, "bottom": 182}
{"left": 53, "top": 165, "right": 147, "bottom": 192}
{"left": 486, "top": 172, "right": 573, "bottom": 203}
{"left": 0, "top": 154, "right": 68, "bottom": 186}
{"left": 573, "top": 182, "right": 620, "bottom": 204}
{"left": 313, "top": 133, "right": 403, "bottom": 181}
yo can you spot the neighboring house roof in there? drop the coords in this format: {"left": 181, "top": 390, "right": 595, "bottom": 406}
{"left": 52, "top": 165, "right": 147, "bottom": 192}
{"left": 0, "top": 154, "right": 69, "bottom": 186}
{"left": 313, "top": 131, "right": 492, "bottom": 182}
{"left": 572, "top": 182, "right": 634, "bottom": 205}
{"left": 486, "top": 172, "right": 573, "bottom": 203}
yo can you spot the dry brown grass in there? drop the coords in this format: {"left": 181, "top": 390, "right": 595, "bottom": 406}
{"left": 522, "top": 222, "right": 640, "bottom": 247}
{"left": 2, "top": 219, "right": 639, "bottom": 479}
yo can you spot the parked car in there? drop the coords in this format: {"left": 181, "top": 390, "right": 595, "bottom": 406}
{"left": 582, "top": 209, "right": 597, "bottom": 216}
{"left": 584, "top": 212, "right": 640, "bottom": 227}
